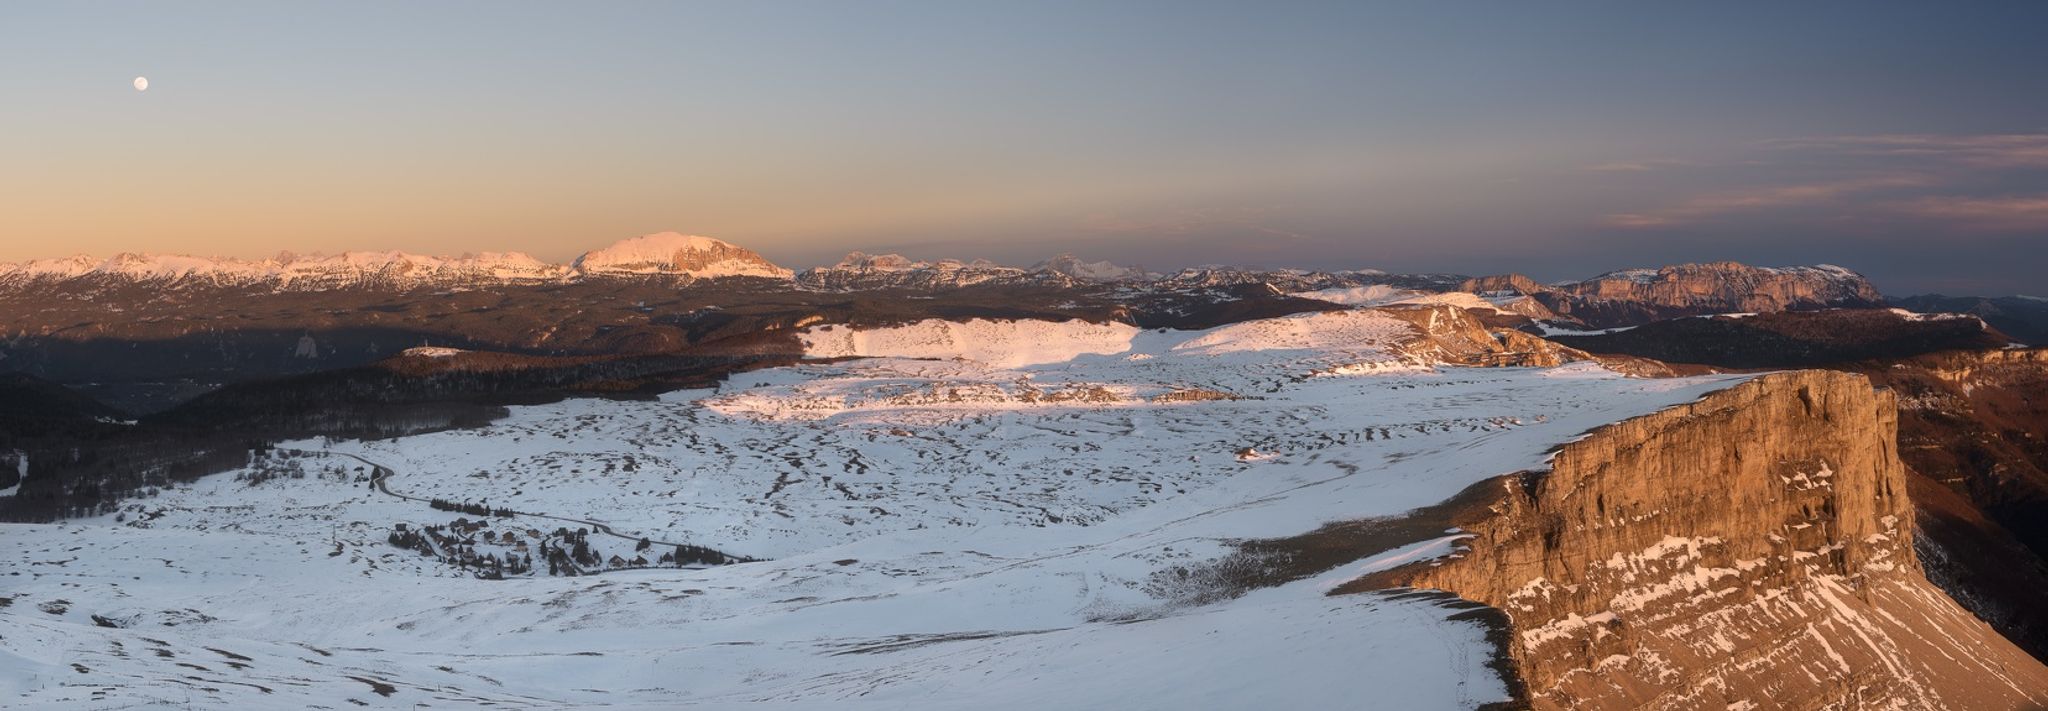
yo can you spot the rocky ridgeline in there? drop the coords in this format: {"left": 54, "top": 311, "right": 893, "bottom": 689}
{"left": 1366, "top": 370, "right": 2048, "bottom": 709}
{"left": 1464, "top": 262, "right": 1885, "bottom": 328}
{"left": 1916, "top": 344, "right": 2048, "bottom": 384}
{"left": 793, "top": 252, "right": 1063, "bottom": 292}
{"left": 0, "top": 236, "right": 1395, "bottom": 297}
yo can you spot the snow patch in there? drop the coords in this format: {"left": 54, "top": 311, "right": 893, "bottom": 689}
{"left": 800, "top": 319, "right": 1141, "bottom": 368}
{"left": 1169, "top": 310, "right": 1412, "bottom": 356}
{"left": 1325, "top": 532, "right": 1472, "bottom": 591}
{"left": 1291, "top": 285, "right": 1415, "bottom": 306}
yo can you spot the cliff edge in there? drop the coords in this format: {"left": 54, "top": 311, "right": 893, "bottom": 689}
{"left": 1367, "top": 370, "right": 2048, "bottom": 710}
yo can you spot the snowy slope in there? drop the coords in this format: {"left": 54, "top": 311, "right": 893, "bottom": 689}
{"left": 1168, "top": 308, "right": 1417, "bottom": 355}
{"left": 1293, "top": 284, "right": 1418, "bottom": 306}
{"left": 0, "top": 310, "right": 1751, "bottom": 709}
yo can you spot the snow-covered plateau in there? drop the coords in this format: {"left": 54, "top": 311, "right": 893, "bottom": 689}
{"left": 0, "top": 310, "right": 1754, "bottom": 709}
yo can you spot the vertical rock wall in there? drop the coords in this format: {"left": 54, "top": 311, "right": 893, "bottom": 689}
{"left": 1376, "top": 371, "right": 2048, "bottom": 710}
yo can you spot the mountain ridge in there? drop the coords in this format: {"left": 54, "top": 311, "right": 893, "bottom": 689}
{"left": 3, "top": 235, "right": 1889, "bottom": 311}
{"left": 0, "top": 232, "right": 794, "bottom": 291}
{"left": 1464, "top": 260, "right": 1886, "bottom": 328}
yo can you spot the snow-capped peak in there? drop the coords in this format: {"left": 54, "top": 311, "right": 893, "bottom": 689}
{"left": 97, "top": 253, "right": 239, "bottom": 281}
{"left": 571, "top": 232, "right": 792, "bottom": 279}
{"left": 829, "top": 252, "right": 929, "bottom": 272}
{"left": 1032, "top": 253, "right": 1146, "bottom": 281}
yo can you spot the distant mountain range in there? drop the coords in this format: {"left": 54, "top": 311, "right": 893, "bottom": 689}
{"left": 0, "top": 231, "right": 1918, "bottom": 314}
{"left": 1461, "top": 261, "right": 1885, "bottom": 326}
{"left": 10, "top": 231, "right": 2009, "bottom": 403}
{"left": 0, "top": 232, "right": 789, "bottom": 291}
{"left": 16, "top": 231, "right": 2048, "bottom": 388}
{"left": 31, "top": 232, "right": 2042, "bottom": 351}
{"left": 0, "top": 231, "right": 1415, "bottom": 294}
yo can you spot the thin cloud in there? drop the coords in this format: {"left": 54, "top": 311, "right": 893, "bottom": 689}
{"left": 1584, "top": 159, "right": 1695, "bottom": 173}
{"left": 1601, "top": 213, "right": 1677, "bottom": 229}
{"left": 1585, "top": 161, "right": 1657, "bottom": 173}
{"left": 1602, "top": 131, "right": 2048, "bottom": 230}
{"left": 1887, "top": 194, "right": 2048, "bottom": 231}
{"left": 1603, "top": 175, "right": 1932, "bottom": 229}
{"left": 1765, "top": 133, "right": 2048, "bottom": 169}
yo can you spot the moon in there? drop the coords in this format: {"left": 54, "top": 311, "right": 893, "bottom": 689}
{"left": 134, "top": 76, "right": 148, "bottom": 92}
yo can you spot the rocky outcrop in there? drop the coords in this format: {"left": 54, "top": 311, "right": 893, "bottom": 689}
{"left": 1465, "top": 262, "right": 1885, "bottom": 328}
{"left": 1463, "top": 273, "right": 1552, "bottom": 297}
{"left": 1368, "top": 370, "right": 2048, "bottom": 710}
{"left": 1914, "top": 343, "right": 2048, "bottom": 383}
{"left": 1381, "top": 304, "right": 1588, "bottom": 368}
{"left": 1486, "top": 293, "right": 1561, "bottom": 321}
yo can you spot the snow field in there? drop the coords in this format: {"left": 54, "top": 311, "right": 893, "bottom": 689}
{"left": 1, "top": 311, "right": 1751, "bottom": 709}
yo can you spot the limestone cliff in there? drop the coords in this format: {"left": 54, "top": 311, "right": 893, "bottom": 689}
{"left": 1367, "top": 370, "right": 2048, "bottom": 710}
{"left": 1463, "top": 262, "right": 1884, "bottom": 328}
{"left": 1865, "top": 347, "right": 2048, "bottom": 659}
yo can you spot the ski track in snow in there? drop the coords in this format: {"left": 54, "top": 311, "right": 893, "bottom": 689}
{"left": 0, "top": 311, "right": 1749, "bottom": 709}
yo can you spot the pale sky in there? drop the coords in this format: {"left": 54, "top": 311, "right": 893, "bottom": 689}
{"left": 3, "top": 2, "right": 2046, "bottom": 294}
